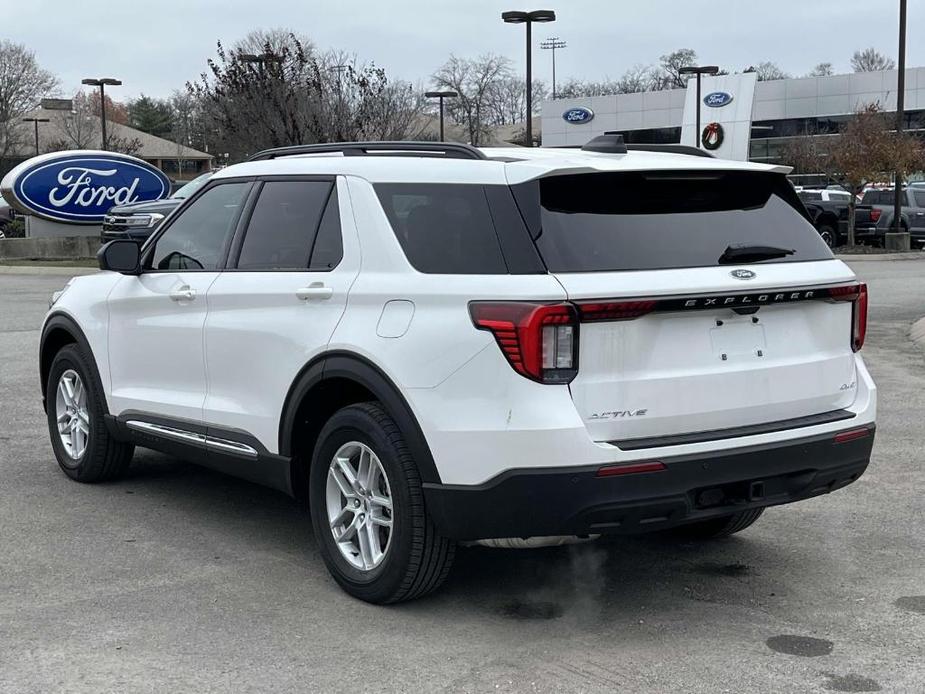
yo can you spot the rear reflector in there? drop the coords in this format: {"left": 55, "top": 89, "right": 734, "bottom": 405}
{"left": 577, "top": 300, "right": 656, "bottom": 322}
{"left": 834, "top": 427, "right": 871, "bottom": 444}
{"left": 596, "top": 461, "right": 666, "bottom": 477}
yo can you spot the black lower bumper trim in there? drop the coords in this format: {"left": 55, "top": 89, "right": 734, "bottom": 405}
{"left": 423, "top": 426, "right": 875, "bottom": 540}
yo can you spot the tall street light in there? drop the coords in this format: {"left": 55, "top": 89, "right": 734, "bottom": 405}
{"left": 425, "top": 91, "right": 458, "bottom": 141}
{"left": 890, "top": 0, "right": 908, "bottom": 250}
{"left": 540, "top": 37, "right": 566, "bottom": 100}
{"left": 81, "top": 77, "right": 122, "bottom": 150}
{"left": 678, "top": 65, "right": 719, "bottom": 149}
{"left": 22, "top": 117, "right": 50, "bottom": 156}
{"left": 502, "top": 9, "right": 556, "bottom": 147}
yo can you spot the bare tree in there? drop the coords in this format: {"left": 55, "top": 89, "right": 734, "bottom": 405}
{"left": 807, "top": 62, "right": 834, "bottom": 77}
{"left": 555, "top": 78, "right": 620, "bottom": 99}
{"left": 484, "top": 75, "right": 547, "bottom": 126}
{"left": 431, "top": 54, "right": 512, "bottom": 145}
{"left": 785, "top": 104, "right": 925, "bottom": 246}
{"left": 745, "top": 61, "right": 791, "bottom": 81}
{"left": 851, "top": 48, "right": 895, "bottom": 72}
{"left": 59, "top": 92, "right": 101, "bottom": 149}
{"left": 617, "top": 64, "right": 660, "bottom": 94}
{"left": 190, "top": 32, "right": 427, "bottom": 160}
{"left": 657, "top": 48, "right": 697, "bottom": 89}
{"left": 0, "top": 40, "right": 59, "bottom": 160}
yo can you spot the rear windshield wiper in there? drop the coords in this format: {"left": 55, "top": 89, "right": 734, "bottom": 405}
{"left": 718, "top": 243, "right": 795, "bottom": 264}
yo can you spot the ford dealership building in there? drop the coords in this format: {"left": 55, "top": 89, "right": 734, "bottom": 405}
{"left": 541, "top": 66, "right": 925, "bottom": 168}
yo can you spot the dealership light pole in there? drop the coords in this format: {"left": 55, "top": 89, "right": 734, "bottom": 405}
{"left": 889, "top": 0, "right": 909, "bottom": 250}
{"left": 540, "top": 37, "right": 566, "bottom": 100}
{"left": 503, "top": 9, "right": 556, "bottom": 147}
{"left": 425, "top": 91, "right": 458, "bottom": 141}
{"left": 22, "top": 117, "right": 50, "bottom": 156}
{"left": 240, "top": 53, "right": 282, "bottom": 76}
{"left": 678, "top": 65, "right": 719, "bottom": 149}
{"left": 81, "top": 77, "right": 122, "bottom": 150}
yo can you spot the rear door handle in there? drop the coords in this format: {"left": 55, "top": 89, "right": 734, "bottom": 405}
{"left": 169, "top": 286, "right": 196, "bottom": 302}
{"left": 296, "top": 282, "right": 334, "bottom": 301}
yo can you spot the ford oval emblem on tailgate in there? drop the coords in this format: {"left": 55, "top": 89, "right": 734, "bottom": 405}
{"left": 730, "top": 269, "right": 757, "bottom": 280}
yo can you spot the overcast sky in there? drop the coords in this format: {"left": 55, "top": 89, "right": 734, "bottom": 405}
{"left": 9, "top": 0, "right": 924, "bottom": 101}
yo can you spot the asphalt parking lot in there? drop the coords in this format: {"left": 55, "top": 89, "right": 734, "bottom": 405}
{"left": 1, "top": 260, "right": 923, "bottom": 694}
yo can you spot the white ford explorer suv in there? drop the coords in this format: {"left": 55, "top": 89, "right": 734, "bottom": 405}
{"left": 41, "top": 138, "right": 876, "bottom": 603}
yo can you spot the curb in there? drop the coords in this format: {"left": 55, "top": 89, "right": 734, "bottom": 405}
{"left": 912, "top": 318, "right": 925, "bottom": 353}
{"left": 837, "top": 252, "right": 925, "bottom": 261}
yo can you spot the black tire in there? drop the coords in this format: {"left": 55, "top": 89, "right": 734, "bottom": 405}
{"left": 670, "top": 508, "right": 765, "bottom": 540}
{"left": 308, "top": 402, "right": 455, "bottom": 604}
{"left": 818, "top": 223, "right": 837, "bottom": 248}
{"left": 46, "top": 344, "right": 134, "bottom": 482}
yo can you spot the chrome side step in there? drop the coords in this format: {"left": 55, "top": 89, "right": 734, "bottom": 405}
{"left": 125, "top": 420, "right": 259, "bottom": 459}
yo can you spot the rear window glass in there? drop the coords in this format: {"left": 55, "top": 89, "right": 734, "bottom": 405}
{"left": 512, "top": 171, "right": 833, "bottom": 272}
{"left": 798, "top": 191, "right": 823, "bottom": 201}
{"left": 862, "top": 190, "right": 907, "bottom": 206}
{"left": 375, "top": 184, "right": 507, "bottom": 274}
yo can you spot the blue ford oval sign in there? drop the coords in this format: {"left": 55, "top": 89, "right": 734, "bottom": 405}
{"left": 563, "top": 107, "right": 594, "bottom": 124}
{"left": 0, "top": 151, "right": 171, "bottom": 224}
{"left": 704, "top": 91, "right": 734, "bottom": 108}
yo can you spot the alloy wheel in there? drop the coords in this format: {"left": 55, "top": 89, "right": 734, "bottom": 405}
{"left": 325, "top": 441, "right": 394, "bottom": 571}
{"left": 55, "top": 369, "right": 90, "bottom": 460}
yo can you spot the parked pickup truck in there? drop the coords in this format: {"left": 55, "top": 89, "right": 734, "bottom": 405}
{"left": 796, "top": 189, "right": 879, "bottom": 247}
{"left": 859, "top": 188, "right": 925, "bottom": 248}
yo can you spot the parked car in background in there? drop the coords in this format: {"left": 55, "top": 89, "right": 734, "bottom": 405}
{"left": 796, "top": 188, "right": 878, "bottom": 247}
{"left": 859, "top": 188, "right": 925, "bottom": 247}
{"left": 0, "top": 197, "right": 16, "bottom": 237}
{"left": 101, "top": 172, "right": 214, "bottom": 244}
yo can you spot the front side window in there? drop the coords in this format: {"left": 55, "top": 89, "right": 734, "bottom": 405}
{"left": 236, "top": 181, "right": 334, "bottom": 270}
{"left": 148, "top": 182, "right": 250, "bottom": 271}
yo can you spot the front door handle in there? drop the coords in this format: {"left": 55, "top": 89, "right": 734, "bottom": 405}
{"left": 169, "top": 286, "right": 196, "bottom": 302}
{"left": 296, "top": 282, "right": 334, "bottom": 301}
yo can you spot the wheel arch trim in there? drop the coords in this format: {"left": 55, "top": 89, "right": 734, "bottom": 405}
{"left": 40, "top": 312, "right": 108, "bottom": 415}
{"left": 279, "top": 351, "right": 442, "bottom": 484}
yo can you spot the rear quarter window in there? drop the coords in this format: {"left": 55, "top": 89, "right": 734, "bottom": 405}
{"left": 375, "top": 183, "right": 507, "bottom": 274}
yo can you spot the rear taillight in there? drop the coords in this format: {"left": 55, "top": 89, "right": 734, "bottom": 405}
{"left": 470, "top": 302, "right": 578, "bottom": 384}
{"left": 870, "top": 208, "right": 882, "bottom": 223}
{"left": 828, "top": 283, "right": 868, "bottom": 352}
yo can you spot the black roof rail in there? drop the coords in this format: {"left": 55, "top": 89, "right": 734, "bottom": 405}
{"left": 624, "top": 143, "right": 715, "bottom": 159}
{"left": 246, "top": 141, "right": 487, "bottom": 162}
{"left": 581, "top": 133, "right": 628, "bottom": 154}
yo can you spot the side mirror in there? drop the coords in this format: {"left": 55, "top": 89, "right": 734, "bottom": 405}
{"left": 98, "top": 240, "right": 141, "bottom": 274}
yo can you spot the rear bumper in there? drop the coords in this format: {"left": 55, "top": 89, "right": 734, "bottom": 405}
{"left": 423, "top": 426, "right": 874, "bottom": 540}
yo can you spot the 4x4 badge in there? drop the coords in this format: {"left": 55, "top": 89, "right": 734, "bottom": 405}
{"left": 730, "top": 269, "right": 756, "bottom": 280}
